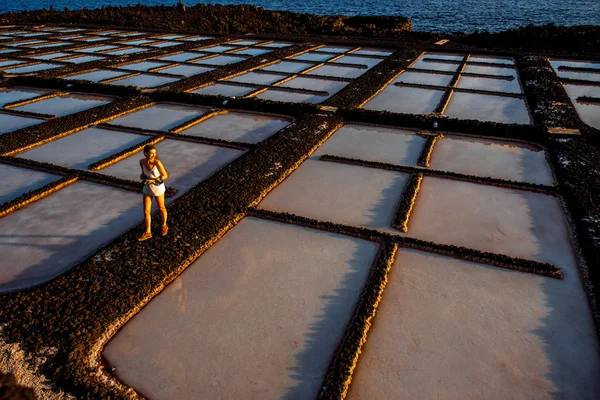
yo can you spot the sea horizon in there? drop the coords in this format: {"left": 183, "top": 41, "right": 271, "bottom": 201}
{"left": 0, "top": 0, "right": 599, "bottom": 33}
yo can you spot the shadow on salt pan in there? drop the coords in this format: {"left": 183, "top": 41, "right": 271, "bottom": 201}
{"left": 444, "top": 92, "right": 531, "bottom": 124}
{"left": 0, "top": 182, "right": 141, "bottom": 293}
{"left": 103, "top": 217, "right": 378, "bottom": 399}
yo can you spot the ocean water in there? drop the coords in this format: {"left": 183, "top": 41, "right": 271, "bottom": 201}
{"left": 0, "top": 0, "right": 598, "bottom": 33}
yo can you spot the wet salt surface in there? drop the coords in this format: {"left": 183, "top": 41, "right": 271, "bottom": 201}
{"left": 190, "top": 83, "right": 257, "bottom": 97}
{"left": 456, "top": 75, "right": 522, "bottom": 94}
{"left": 0, "top": 164, "right": 61, "bottom": 204}
{"left": 561, "top": 84, "right": 600, "bottom": 129}
{"left": 108, "top": 103, "right": 208, "bottom": 131}
{"left": 13, "top": 93, "right": 111, "bottom": 116}
{"left": 16, "top": 127, "right": 149, "bottom": 169}
{"left": 226, "top": 71, "right": 288, "bottom": 85}
{"left": 116, "top": 60, "right": 170, "bottom": 72}
{"left": 61, "top": 55, "right": 105, "bottom": 63}
{"left": 193, "top": 54, "right": 247, "bottom": 65}
{"left": 305, "top": 64, "right": 366, "bottom": 79}
{"left": 278, "top": 76, "right": 348, "bottom": 94}
{"left": 0, "top": 113, "right": 44, "bottom": 133}
{"left": 104, "top": 217, "right": 378, "bottom": 399}
{"left": 100, "top": 139, "right": 243, "bottom": 199}
{"left": 363, "top": 85, "right": 445, "bottom": 114}
{"left": 261, "top": 61, "right": 314, "bottom": 74}
{"left": 157, "top": 64, "right": 213, "bottom": 77}
{"left": 107, "top": 74, "right": 180, "bottom": 88}
{"left": 255, "top": 88, "right": 327, "bottom": 104}
{"left": 0, "top": 87, "right": 50, "bottom": 106}
{"left": 348, "top": 250, "right": 600, "bottom": 400}
{"left": 429, "top": 135, "right": 554, "bottom": 185}
{"left": 179, "top": 111, "right": 291, "bottom": 143}
{"left": 313, "top": 124, "right": 426, "bottom": 166}
{"left": 155, "top": 52, "right": 206, "bottom": 62}
{"left": 444, "top": 92, "right": 531, "bottom": 124}
{"left": 3, "top": 62, "right": 62, "bottom": 74}
{"left": 63, "top": 69, "right": 131, "bottom": 83}
{"left": 290, "top": 52, "right": 335, "bottom": 62}
{"left": 332, "top": 55, "right": 382, "bottom": 68}
{"left": 258, "top": 158, "right": 409, "bottom": 233}
{"left": 0, "top": 181, "right": 141, "bottom": 293}
{"left": 394, "top": 71, "right": 453, "bottom": 86}
{"left": 409, "top": 177, "right": 575, "bottom": 268}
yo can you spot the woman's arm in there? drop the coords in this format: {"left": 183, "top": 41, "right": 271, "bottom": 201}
{"left": 156, "top": 160, "right": 169, "bottom": 181}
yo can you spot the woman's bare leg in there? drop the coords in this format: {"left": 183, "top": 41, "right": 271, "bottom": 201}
{"left": 155, "top": 194, "right": 167, "bottom": 228}
{"left": 143, "top": 195, "right": 152, "bottom": 233}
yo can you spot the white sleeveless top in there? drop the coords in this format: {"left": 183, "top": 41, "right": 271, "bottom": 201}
{"left": 142, "top": 163, "right": 166, "bottom": 197}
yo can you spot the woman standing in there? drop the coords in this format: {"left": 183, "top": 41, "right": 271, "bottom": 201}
{"left": 138, "top": 144, "right": 169, "bottom": 241}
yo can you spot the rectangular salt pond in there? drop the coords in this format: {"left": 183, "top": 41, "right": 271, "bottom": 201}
{"left": 228, "top": 40, "right": 263, "bottom": 46}
{"left": 410, "top": 59, "right": 460, "bottom": 72}
{"left": 0, "top": 113, "right": 44, "bottom": 134}
{"left": 290, "top": 52, "right": 336, "bottom": 62}
{"left": 155, "top": 52, "right": 207, "bottom": 62}
{"left": 315, "top": 46, "right": 355, "bottom": 53}
{"left": 0, "top": 60, "right": 26, "bottom": 68}
{"left": 117, "top": 60, "right": 171, "bottom": 72}
{"left": 193, "top": 54, "right": 248, "bottom": 66}
{"left": 305, "top": 64, "right": 366, "bottom": 79}
{"left": 226, "top": 71, "right": 288, "bottom": 85}
{"left": 563, "top": 84, "right": 600, "bottom": 129}
{"left": 3, "top": 63, "right": 62, "bottom": 74}
{"left": 0, "top": 87, "right": 50, "bottom": 106}
{"left": 421, "top": 52, "right": 464, "bottom": 61}
{"left": 463, "top": 64, "right": 517, "bottom": 77}
{"left": 0, "top": 181, "right": 141, "bottom": 293}
{"left": 179, "top": 111, "right": 291, "bottom": 143}
{"left": 363, "top": 85, "right": 445, "bottom": 114}
{"left": 332, "top": 55, "right": 382, "bottom": 68}
{"left": 468, "top": 55, "right": 515, "bottom": 65}
{"left": 119, "top": 39, "right": 155, "bottom": 46}
{"left": 64, "top": 70, "right": 131, "bottom": 83}
{"left": 13, "top": 94, "right": 111, "bottom": 117}
{"left": 28, "top": 52, "right": 73, "bottom": 60}
{"left": 104, "top": 47, "right": 148, "bottom": 56}
{"left": 231, "top": 48, "right": 270, "bottom": 57}
{"left": 260, "top": 42, "right": 293, "bottom": 48}
{"left": 255, "top": 89, "right": 328, "bottom": 104}
{"left": 313, "top": 124, "right": 426, "bottom": 166}
{"left": 99, "top": 139, "right": 243, "bottom": 198}
{"left": 456, "top": 75, "right": 522, "bottom": 94}
{"left": 258, "top": 158, "right": 409, "bottom": 233}
{"left": 444, "top": 92, "right": 531, "bottom": 125}
{"left": 107, "top": 74, "right": 180, "bottom": 88}
{"left": 278, "top": 76, "right": 348, "bottom": 95}
{"left": 190, "top": 83, "right": 258, "bottom": 97}
{"left": 347, "top": 250, "right": 600, "bottom": 400}
{"left": 156, "top": 64, "right": 213, "bottom": 77}
{"left": 352, "top": 48, "right": 394, "bottom": 57}
{"left": 0, "top": 164, "right": 62, "bottom": 204}
{"left": 393, "top": 71, "right": 453, "bottom": 87}
{"left": 409, "top": 177, "right": 576, "bottom": 268}
{"left": 108, "top": 103, "right": 209, "bottom": 131}
{"left": 74, "top": 45, "right": 119, "bottom": 53}
{"left": 198, "top": 45, "right": 239, "bottom": 53}
{"left": 16, "top": 127, "right": 148, "bottom": 169}
{"left": 103, "top": 217, "right": 378, "bottom": 399}
{"left": 429, "top": 135, "right": 554, "bottom": 185}
{"left": 148, "top": 41, "right": 181, "bottom": 48}
{"left": 260, "top": 61, "right": 314, "bottom": 74}
{"left": 61, "top": 55, "right": 105, "bottom": 63}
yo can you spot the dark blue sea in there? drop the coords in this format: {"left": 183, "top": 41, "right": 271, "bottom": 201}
{"left": 0, "top": 0, "right": 598, "bottom": 33}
